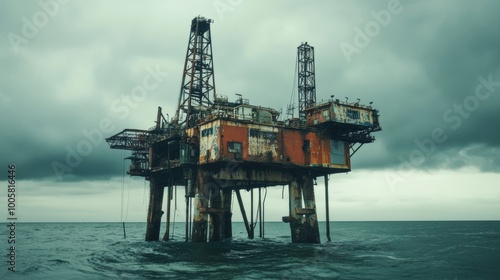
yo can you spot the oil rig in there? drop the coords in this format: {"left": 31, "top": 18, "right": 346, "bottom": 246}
{"left": 106, "top": 16, "right": 381, "bottom": 243}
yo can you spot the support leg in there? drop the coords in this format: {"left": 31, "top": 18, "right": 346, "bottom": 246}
{"left": 259, "top": 187, "right": 262, "bottom": 238}
{"left": 283, "top": 175, "right": 320, "bottom": 243}
{"left": 162, "top": 184, "right": 172, "bottom": 241}
{"left": 324, "top": 175, "right": 331, "bottom": 242}
{"left": 262, "top": 188, "right": 266, "bottom": 238}
{"left": 145, "top": 179, "right": 164, "bottom": 241}
{"left": 185, "top": 194, "right": 189, "bottom": 242}
{"left": 235, "top": 189, "right": 252, "bottom": 239}
{"left": 250, "top": 189, "right": 254, "bottom": 239}
{"left": 222, "top": 188, "right": 233, "bottom": 239}
{"left": 208, "top": 188, "right": 222, "bottom": 242}
{"left": 192, "top": 173, "right": 208, "bottom": 242}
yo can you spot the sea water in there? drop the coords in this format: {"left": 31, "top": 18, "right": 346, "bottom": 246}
{"left": 2, "top": 221, "right": 499, "bottom": 279}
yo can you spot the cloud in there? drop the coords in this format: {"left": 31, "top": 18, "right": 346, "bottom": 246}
{"left": 1, "top": 0, "right": 500, "bottom": 185}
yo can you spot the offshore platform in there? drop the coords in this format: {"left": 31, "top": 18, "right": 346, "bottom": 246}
{"left": 106, "top": 16, "right": 381, "bottom": 243}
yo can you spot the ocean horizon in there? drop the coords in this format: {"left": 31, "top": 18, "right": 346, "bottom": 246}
{"left": 2, "top": 221, "right": 499, "bottom": 279}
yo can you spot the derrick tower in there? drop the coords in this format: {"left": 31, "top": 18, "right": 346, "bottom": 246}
{"left": 297, "top": 42, "right": 316, "bottom": 121}
{"left": 176, "top": 16, "right": 216, "bottom": 128}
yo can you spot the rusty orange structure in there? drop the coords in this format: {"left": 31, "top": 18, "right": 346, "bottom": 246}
{"left": 106, "top": 16, "right": 381, "bottom": 243}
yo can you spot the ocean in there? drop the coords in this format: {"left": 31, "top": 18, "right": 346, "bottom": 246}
{"left": 2, "top": 221, "right": 499, "bottom": 279}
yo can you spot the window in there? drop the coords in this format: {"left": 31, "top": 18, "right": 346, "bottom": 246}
{"left": 201, "top": 127, "right": 214, "bottom": 137}
{"left": 346, "top": 109, "right": 360, "bottom": 119}
{"left": 330, "top": 140, "right": 345, "bottom": 165}
{"left": 228, "top": 142, "right": 242, "bottom": 153}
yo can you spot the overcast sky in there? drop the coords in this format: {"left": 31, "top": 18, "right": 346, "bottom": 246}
{"left": 1, "top": 0, "right": 499, "bottom": 224}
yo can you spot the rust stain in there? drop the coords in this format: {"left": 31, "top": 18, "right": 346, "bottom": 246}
{"left": 306, "top": 100, "right": 376, "bottom": 128}
{"left": 195, "top": 118, "right": 351, "bottom": 172}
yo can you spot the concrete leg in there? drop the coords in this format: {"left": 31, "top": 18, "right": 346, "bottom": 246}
{"left": 192, "top": 175, "right": 208, "bottom": 242}
{"left": 283, "top": 175, "right": 320, "bottom": 243}
{"left": 209, "top": 188, "right": 222, "bottom": 242}
{"left": 145, "top": 179, "right": 164, "bottom": 241}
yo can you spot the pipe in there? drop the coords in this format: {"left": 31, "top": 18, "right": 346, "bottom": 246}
{"left": 250, "top": 188, "right": 254, "bottom": 239}
{"left": 263, "top": 188, "right": 267, "bottom": 238}
{"left": 163, "top": 184, "right": 172, "bottom": 241}
{"left": 259, "top": 187, "right": 262, "bottom": 238}
{"left": 185, "top": 195, "right": 189, "bottom": 242}
{"left": 324, "top": 175, "right": 331, "bottom": 242}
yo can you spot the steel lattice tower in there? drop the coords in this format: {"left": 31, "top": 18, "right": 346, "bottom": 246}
{"left": 297, "top": 42, "right": 316, "bottom": 121}
{"left": 176, "top": 16, "right": 217, "bottom": 128}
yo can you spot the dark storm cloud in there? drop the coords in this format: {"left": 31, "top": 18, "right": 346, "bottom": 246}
{"left": 329, "top": 0, "right": 500, "bottom": 171}
{"left": 1, "top": 0, "right": 499, "bottom": 182}
{"left": 0, "top": 1, "right": 175, "bottom": 181}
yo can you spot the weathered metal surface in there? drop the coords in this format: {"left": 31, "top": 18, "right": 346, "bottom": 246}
{"left": 235, "top": 189, "right": 253, "bottom": 239}
{"left": 197, "top": 118, "right": 351, "bottom": 172}
{"left": 306, "top": 100, "right": 376, "bottom": 128}
{"left": 192, "top": 171, "right": 208, "bottom": 242}
{"left": 199, "top": 120, "right": 220, "bottom": 163}
{"left": 208, "top": 188, "right": 222, "bottom": 242}
{"left": 331, "top": 102, "right": 374, "bottom": 127}
{"left": 209, "top": 166, "right": 295, "bottom": 186}
{"left": 283, "top": 175, "right": 320, "bottom": 243}
{"left": 192, "top": 170, "right": 233, "bottom": 242}
{"left": 247, "top": 125, "right": 279, "bottom": 161}
{"left": 300, "top": 175, "right": 320, "bottom": 243}
{"left": 145, "top": 179, "right": 164, "bottom": 241}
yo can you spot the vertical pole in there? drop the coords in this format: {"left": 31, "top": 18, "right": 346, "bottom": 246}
{"left": 259, "top": 187, "right": 262, "bottom": 238}
{"left": 185, "top": 194, "right": 189, "bottom": 242}
{"left": 250, "top": 188, "right": 254, "bottom": 239}
{"left": 145, "top": 178, "right": 164, "bottom": 241}
{"left": 262, "top": 188, "right": 265, "bottom": 238}
{"left": 324, "top": 175, "right": 331, "bottom": 242}
{"left": 172, "top": 184, "right": 177, "bottom": 240}
{"left": 162, "top": 184, "right": 172, "bottom": 241}
{"left": 189, "top": 198, "right": 192, "bottom": 240}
